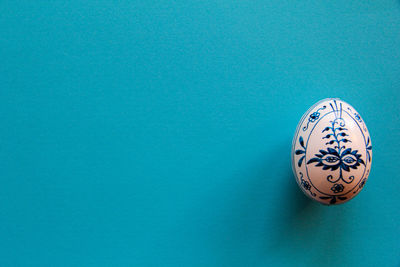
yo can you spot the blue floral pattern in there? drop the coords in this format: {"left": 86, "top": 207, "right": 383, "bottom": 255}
{"left": 307, "top": 101, "right": 365, "bottom": 186}
{"left": 299, "top": 172, "right": 316, "bottom": 197}
{"left": 293, "top": 99, "right": 372, "bottom": 205}
{"left": 303, "top": 105, "right": 326, "bottom": 131}
{"left": 347, "top": 107, "right": 368, "bottom": 132}
{"left": 295, "top": 136, "right": 306, "bottom": 167}
{"left": 331, "top": 183, "right": 344, "bottom": 193}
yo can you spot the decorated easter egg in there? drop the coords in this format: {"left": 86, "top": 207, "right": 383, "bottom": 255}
{"left": 291, "top": 98, "right": 372, "bottom": 205}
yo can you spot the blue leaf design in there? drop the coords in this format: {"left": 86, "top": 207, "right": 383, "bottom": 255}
{"left": 341, "top": 148, "right": 351, "bottom": 156}
{"left": 327, "top": 148, "right": 339, "bottom": 156}
{"left": 307, "top": 118, "right": 367, "bottom": 188}
{"left": 299, "top": 136, "right": 304, "bottom": 148}
{"left": 298, "top": 156, "right": 305, "bottom": 167}
{"left": 307, "top": 158, "right": 320, "bottom": 164}
{"left": 319, "top": 150, "right": 328, "bottom": 155}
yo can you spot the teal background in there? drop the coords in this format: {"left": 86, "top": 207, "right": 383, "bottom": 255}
{"left": 1, "top": 1, "right": 400, "bottom": 266}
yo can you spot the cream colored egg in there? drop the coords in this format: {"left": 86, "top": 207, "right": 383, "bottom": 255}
{"left": 291, "top": 98, "right": 372, "bottom": 205}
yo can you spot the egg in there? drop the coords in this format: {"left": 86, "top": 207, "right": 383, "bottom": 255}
{"left": 291, "top": 98, "right": 372, "bottom": 205}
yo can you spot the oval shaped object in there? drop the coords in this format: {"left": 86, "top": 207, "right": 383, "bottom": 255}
{"left": 291, "top": 98, "right": 372, "bottom": 205}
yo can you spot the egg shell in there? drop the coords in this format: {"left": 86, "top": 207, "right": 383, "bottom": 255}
{"left": 291, "top": 98, "right": 372, "bottom": 205}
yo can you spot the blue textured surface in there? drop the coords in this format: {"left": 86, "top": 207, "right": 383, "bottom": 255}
{"left": 1, "top": 1, "right": 400, "bottom": 266}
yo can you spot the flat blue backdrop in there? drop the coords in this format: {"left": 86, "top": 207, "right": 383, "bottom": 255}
{"left": 1, "top": 1, "right": 400, "bottom": 266}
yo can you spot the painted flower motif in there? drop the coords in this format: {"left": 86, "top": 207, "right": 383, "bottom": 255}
{"left": 307, "top": 147, "right": 365, "bottom": 172}
{"left": 301, "top": 180, "right": 311, "bottom": 190}
{"left": 331, "top": 183, "right": 344, "bottom": 193}
{"left": 307, "top": 103, "right": 367, "bottom": 186}
{"left": 302, "top": 105, "right": 326, "bottom": 131}
{"left": 309, "top": 112, "right": 320, "bottom": 122}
